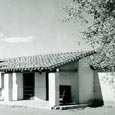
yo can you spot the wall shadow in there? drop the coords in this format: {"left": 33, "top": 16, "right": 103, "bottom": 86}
{"left": 89, "top": 70, "right": 104, "bottom": 107}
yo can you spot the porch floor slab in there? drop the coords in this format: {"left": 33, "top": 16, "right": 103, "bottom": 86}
{"left": 53, "top": 104, "right": 88, "bottom": 110}
{"left": 0, "top": 100, "right": 88, "bottom": 110}
{"left": 0, "top": 100, "right": 49, "bottom": 109}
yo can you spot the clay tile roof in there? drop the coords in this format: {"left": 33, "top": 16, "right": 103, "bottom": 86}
{"left": 0, "top": 50, "right": 96, "bottom": 72}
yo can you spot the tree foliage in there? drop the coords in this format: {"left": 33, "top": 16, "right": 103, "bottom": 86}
{"left": 63, "top": 0, "right": 115, "bottom": 70}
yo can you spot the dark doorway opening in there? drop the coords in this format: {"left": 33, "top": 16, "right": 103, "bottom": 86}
{"left": 23, "top": 73, "right": 35, "bottom": 100}
{"left": 59, "top": 85, "right": 71, "bottom": 105}
{"left": 46, "top": 73, "right": 49, "bottom": 100}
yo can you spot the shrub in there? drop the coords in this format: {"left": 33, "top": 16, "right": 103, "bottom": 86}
{"left": 88, "top": 99, "right": 104, "bottom": 107}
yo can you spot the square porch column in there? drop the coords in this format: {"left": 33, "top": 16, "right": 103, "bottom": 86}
{"left": 12, "top": 73, "right": 23, "bottom": 100}
{"left": 0, "top": 72, "right": 4, "bottom": 100}
{"left": 49, "top": 72, "right": 60, "bottom": 108}
{"left": 4, "top": 73, "right": 13, "bottom": 101}
{"left": 12, "top": 73, "right": 18, "bottom": 100}
{"left": 0, "top": 72, "right": 3, "bottom": 88}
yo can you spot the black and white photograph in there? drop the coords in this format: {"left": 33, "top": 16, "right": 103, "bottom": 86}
{"left": 0, "top": 0, "right": 115, "bottom": 115}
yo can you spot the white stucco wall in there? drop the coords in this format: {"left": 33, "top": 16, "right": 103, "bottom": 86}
{"left": 11, "top": 73, "right": 23, "bottom": 100}
{"left": 0, "top": 72, "right": 23, "bottom": 101}
{"left": 59, "top": 62, "right": 79, "bottom": 103}
{"left": 3, "top": 73, "right": 23, "bottom": 101}
{"left": 34, "top": 72, "right": 46, "bottom": 100}
{"left": 4, "top": 73, "right": 13, "bottom": 101}
{"left": 94, "top": 71, "right": 115, "bottom": 105}
{"left": 49, "top": 72, "right": 60, "bottom": 107}
{"left": 0, "top": 73, "right": 4, "bottom": 100}
{"left": 79, "top": 57, "right": 94, "bottom": 104}
{"left": 0, "top": 87, "right": 1, "bottom": 96}
{"left": 0, "top": 72, "right": 2, "bottom": 88}
{"left": 16, "top": 73, "right": 23, "bottom": 100}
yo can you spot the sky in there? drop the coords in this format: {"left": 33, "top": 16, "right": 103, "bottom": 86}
{"left": 0, "top": 0, "right": 91, "bottom": 58}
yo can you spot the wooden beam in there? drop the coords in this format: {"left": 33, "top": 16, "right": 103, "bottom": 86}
{"left": 57, "top": 68, "right": 77, "bottom": 72}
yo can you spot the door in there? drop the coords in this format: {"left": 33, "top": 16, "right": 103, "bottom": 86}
{"left": 23, "top": 73, "right": 35, "bottom": 100}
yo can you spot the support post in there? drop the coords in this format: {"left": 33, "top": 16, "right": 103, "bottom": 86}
{"left": 4, "top": 73, "right": 13, "bottom": 101}
{"left": 0, "top": 72, "right": 4, "bottom": 100}
{"left": 49, "top": 72, "right": 59, "bottom": 108}
{"left": 12, "top": 73, "right": 18, "bottom": 100}
{"left": 0, "top": 72, "right": 2, "bottom": 88}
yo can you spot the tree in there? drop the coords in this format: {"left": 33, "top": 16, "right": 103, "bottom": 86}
{"left": 62, "top": 0, "right": 115, "bottom": 71}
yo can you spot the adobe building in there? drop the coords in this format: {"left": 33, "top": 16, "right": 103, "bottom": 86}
{"left": 0, "top": 50, "right": 115, "bottom": 108}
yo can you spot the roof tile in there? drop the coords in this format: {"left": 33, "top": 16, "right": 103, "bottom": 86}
{"left": 0, "top": 50, "right": 95, "bottom": 72}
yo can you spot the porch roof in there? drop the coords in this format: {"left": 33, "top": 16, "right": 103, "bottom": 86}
{"left": 0, "top": 50, "right": 95, "bottom": 72}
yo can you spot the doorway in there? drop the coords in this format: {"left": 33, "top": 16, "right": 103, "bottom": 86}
{"left": 46, "top": 73, "right": 49, "bottom": 100}
{"left": 23, "top": 73, "right": 35, "bottom": 100}
{"left": 59, "top": 85, "right": 71, "bottom": 105}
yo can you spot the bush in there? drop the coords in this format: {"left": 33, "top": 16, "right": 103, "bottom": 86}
{"left": 88, "top": 99, "right": 104, "bottom": 107}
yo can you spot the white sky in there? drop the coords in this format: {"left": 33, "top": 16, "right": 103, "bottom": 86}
{"left": 0, "top": 0, "right": 91, "bottom": 58}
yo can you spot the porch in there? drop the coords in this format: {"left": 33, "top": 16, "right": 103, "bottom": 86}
{"left": 0, "top": 99, "right": 49, "bottom": 109}
{"left": 0, "top": 99, "right": 88, "bottom": 110}
{"left": 0, "top": 66, "right": 79, "bottom": 108}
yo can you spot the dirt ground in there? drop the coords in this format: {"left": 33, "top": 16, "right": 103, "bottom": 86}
{"left": 0, "top": 105, "right": 115, "bottom": 115}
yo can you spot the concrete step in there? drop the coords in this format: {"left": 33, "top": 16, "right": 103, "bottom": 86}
{"left": 53, "top": 104, "right": 88, "bottom": 110}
